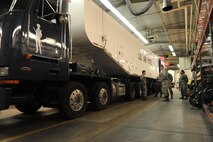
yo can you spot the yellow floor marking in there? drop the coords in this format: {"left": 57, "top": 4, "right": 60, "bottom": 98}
{"left": 0, "top": 99, "right": 158, "bottom": 142}
{"left": 0, "top": 120, "right": 73, "bottom": 142}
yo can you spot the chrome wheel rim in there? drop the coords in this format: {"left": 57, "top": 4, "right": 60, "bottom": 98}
{"left": 99, "top": 88, "right": 108, "bottom": 105}
{"left": 69, "top": 89, "right": 84, "bottom": 111}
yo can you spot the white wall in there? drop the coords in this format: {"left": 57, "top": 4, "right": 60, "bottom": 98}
{"left": 179, "top": 57, "right": 191, "bottom": 70}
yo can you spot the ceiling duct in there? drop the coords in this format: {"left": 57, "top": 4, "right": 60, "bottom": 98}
{"left": 124, "top": 0, "right": 155, "bottom": 16}
{"left": 147, "top": 35, "right": 159, "bottom": 43}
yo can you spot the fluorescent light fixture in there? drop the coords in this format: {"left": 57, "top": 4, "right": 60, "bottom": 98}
{"left": 172, "top": 52, "right": 176, "bottom": 56}
{"left": 168, "top": 45, "right": 174, "bottom": 52}
{"left": 99, "top": 0, "right": 149, "bottom": 44}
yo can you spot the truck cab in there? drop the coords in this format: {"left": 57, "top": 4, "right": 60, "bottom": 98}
{"left": 0, "top": 0, "right": 71, "bottom": 110}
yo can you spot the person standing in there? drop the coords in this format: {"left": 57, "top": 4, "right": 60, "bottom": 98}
{"left": 154, "top": 73, "right": 162, "bottom": 97}
{"left": 161, "top": 68, "right": 169, "bottom": 101}
{"left": 168, "top": 72, "right": 173, "bottom": 99}
{"left": 140, "top": 70, "right": 148, "bottom": 100}
{"left": 179, "top": 70, "right": 188, "bottom": 99}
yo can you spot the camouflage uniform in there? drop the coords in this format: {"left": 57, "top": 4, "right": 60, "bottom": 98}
{"left": 161, "top": 69, "right": 169, "bottom": 101}
{"left": 168, "top": 73, "right": 173, "bottom": 99}
{"left": 179, "top": 73, "right": 188, "bottom": 99}
{"left": 155, "top": 74, "right": 162, "bottom": 97}
{"left": 140, "top": 74, "right": 147, "bottom": 98}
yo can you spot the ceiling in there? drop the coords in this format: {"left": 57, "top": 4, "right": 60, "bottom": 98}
{"left": 93, "top": 0, "right": 195, "bottom": 70}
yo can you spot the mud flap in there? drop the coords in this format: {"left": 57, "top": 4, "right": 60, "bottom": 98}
{"left": 0, "top": 88, "right": 11, "bottom": 110}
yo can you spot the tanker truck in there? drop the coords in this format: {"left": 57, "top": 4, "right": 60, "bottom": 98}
{"left": 0, "top": 0, "right": 159, "bottom": 119}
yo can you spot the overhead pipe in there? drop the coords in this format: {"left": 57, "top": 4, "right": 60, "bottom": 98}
{"left": 124, "top": 0, "right": 155, "bottom": 16}
{"left": 189, "top": 4, "right": 193, "bottom": 52}
{"left": 162, "top": 1, "right": 193, "bottom": 56}
{"left": 185, "top": 7, "right": 188, "bottom": 55}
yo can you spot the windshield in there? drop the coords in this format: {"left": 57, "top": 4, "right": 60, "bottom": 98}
{"left": 0, "top": 0, "right": 13, "bottom": 15}
{"left": 9, "top": 0, "right": 29, "bottom": 11}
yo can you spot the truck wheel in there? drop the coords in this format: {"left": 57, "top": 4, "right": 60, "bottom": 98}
{"left": 91, "top": 82, "right": 110, "bottom": 110}
{"left": 58, "top": 82, "right": 87, "bottom": 119}
{"left": 124, "top": 82, "right": 136, "bottom": 101}
{"left": 15, "top": 102, "right": 41, "bottom": 114}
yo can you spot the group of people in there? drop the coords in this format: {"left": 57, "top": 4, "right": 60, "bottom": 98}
{"left": 140, "top": 69, "right": 188, "bottom": 102}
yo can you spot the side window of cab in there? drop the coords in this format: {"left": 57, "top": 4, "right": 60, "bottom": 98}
{"left": 36, "top": 0, "right": 60, "bottom": 25}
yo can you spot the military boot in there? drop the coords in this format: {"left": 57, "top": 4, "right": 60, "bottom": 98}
{"left": 162, "top": 96, "right": 169, "bottom": 101}
{"left": 184, "top": 96, "right": 188, "bottom": 100}
{"left": 179, "top": 94, "right": 184, "bottom": 99}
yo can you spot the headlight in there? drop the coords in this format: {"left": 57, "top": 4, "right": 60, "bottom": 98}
{"left": 0, "top": 67, "right": 9, "bottom": 76}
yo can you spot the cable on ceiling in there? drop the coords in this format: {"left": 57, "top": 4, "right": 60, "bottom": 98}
{"left": 124, "top": 0, "right": 155, "bottom": 16}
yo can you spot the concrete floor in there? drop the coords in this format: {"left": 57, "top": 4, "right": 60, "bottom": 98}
{"left": 0, "top": 89, "right": 212, "bottom": 142}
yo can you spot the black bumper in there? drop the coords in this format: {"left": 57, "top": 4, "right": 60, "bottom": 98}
{"left": 0, "top": 87, "right": 11, "bottom": 110}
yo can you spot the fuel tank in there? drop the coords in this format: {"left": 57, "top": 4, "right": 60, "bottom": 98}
{"left": 70, "top": 0, "right": 159, "bottom": 78}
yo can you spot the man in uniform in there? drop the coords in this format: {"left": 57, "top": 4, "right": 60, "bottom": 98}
{"left": 179, "top": 70, "right": 188, "bottom": 99}
{"left": 161, "top": 68, "right": 169, "bottom": 101}
{"left": 168, "top": 72, "right": 173, "bottom": 99}
{"left": 140, "top": 70, "right": 148, "bottom": 100}
{"left": 154, "top": 72, "right": 162, "bottom": 97}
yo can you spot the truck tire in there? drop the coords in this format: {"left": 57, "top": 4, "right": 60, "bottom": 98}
{"left": 58, "top": 82, "right": 88, "bottom": 119}
{"left": 91, "top": 82, "right": 110, "bottom": 110}
{"left": 15, "top": 102, "right": 41, "bottom": 114}
{"left": 124, "top": 82, "right": 136, "bottom": 101}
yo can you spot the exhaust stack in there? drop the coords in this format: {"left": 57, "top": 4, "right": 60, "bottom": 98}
{"left": 60, "top": 0, "right": 71, "bottom": 14}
